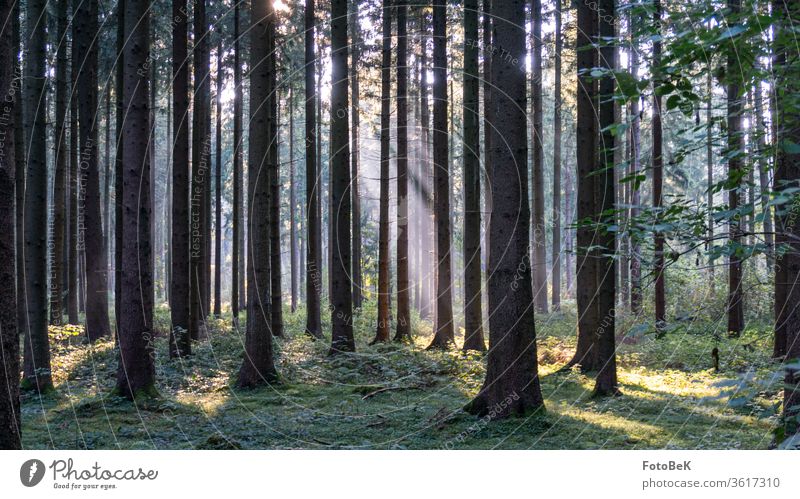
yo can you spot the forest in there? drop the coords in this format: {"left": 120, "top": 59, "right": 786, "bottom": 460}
{"left": 0, "top": 0, "right": 799, "bottom": 450}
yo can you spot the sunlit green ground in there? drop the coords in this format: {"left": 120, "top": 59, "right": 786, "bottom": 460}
{"left": 21, "top": 300, "right": 780, "bottom": 449}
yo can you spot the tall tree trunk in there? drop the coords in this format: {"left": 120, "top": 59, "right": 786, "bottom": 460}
{"left": 706, "top": 69, "right": 715, "bottom": 293}
{"left": 191, "top": 0, "right": 211, "bottom": 340}
{"left": 290, "top": 87, "right": 298, "bottom": 313}
{"left": 753, "top": 75, "right": 774, "bottom": 256}
{"left": 350, "top": 0, "right": 363, "bottom": 311}
{"left": 51, "top": 0, "right": 69, "bottom": 326}
{"left": 420, "top": 8, "right": 433, "bottom": 320}
{"left": 232, "top": 1, "right": 243, "bottom": 327}
{"left": 594, "top": 0, "right": 619, "bottom": 396}
{"left": 482, "top": 0, "right": 492, "bottom": 319}
{"left": 305, "top": 0, "right": 323, "bottom": 339}
{"left": 214, "top": 41, "right": 223, "bottom": 318}
{"left": 530, "top": 0, "right": 547, "bottom": 313}
{"left": 68, "top": 22, "right": 80, "bottom": 323}
{"left": 269, "top": 35, "right": 283, "bottom": 339}
{"left": 395, "top": 0, "right": 411, "bottom": 342}
{"left": 465, "top": 0, "right": 544, "bottom": 418}
{"left": 329, "top": 0, "right": 354, "bottom": 353}
{"left": 22, "top": 0, "right": 53, "bottom": 393}
{"left": 652, "top": 0, "right": 666, "bottom": 332}
{"left": 116, "top": 0, "right": 156, "bottom": 400}
{"left": 568, "top": 0, "right": 601, "bottom": 372}
{"left": 629, "top": 16, "right": 642, "bottom": 314}
{"left": 238, "top": 0, "right": 278, "bottom": 386}
{"left": 428, "top": 0, "right": 454, "bottom": 349}
{"left": 114, "top": 0, "right": 124, "bottom": 339}
{"left": 551, "top": 0, "right": 562, "bottom": 312}
{"left": 373, "top": 0, "right": 392, "bottom": 345}
{"left": 726, "top": 0, "right": 745, "bottom": 336}
{"left": 462, "top": 0, "right": 485, "bottom": 352}
{"left": 76, "top": 0, "right": 112, "bottom": 342}
{"left": 170, "top": 0, "right": 191, "bottom": 358}
{"left": 0, "top": 0, "right": 21, "bottom": 447}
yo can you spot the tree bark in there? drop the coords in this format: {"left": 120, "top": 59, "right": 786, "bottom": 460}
{"left": 652, "top": 0, "right": 666, "bottom": 332}
{"left": 232, "top": 1, "right": 243, "bottom": 327}
{"left": 629, "top": 15, "right": 642, "bottom": 314}
{"left": 395, "top": 0, "right": 411, "bottom": 342}
{"left": 350, "top": 0, "right": 363, "bottom": 311}
{"left": 551, "top": 0, "right": 562, "bottom": 312}
{"left": 116, "top": 0, "right": 156, "bottom": 400}
{"left": 215, "top": 41, "right": 223, "bottom": 318}
{"left": 51, "top": 0, "right": 69, "bottom": 327}
{"left": 428, "top": 0, "right": 454, "bottom": 349}
{"left": 290, "top": 86, "right": 298, "bottom": 313}
{"left": 530, "top": 0, "right": 547, "bottom": 313}
{"left": 465, "top": 0, "right": 544, "bottom": 418}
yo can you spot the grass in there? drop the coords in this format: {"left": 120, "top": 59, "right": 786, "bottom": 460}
{"left": 21, "top": 300, "right": 781, "bottom": 449}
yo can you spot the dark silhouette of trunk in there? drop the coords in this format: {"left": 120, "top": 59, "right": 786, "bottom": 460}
{"left": 428, "top": 0, "right": 454, "bottom": 349}
{"left": 652, "top": 0, "right": 666, "bottom": 332}
{"left": 350, "top": 1, "right": 363, "bottom": 310}
{"left": 0, "top": 0, "right": 21, "bottom": 447}
{"left": 170, "top": 0, "right": 191, "bottom": 358}
{"left": 465, "top": 0, "right": 544, "bottom": 418}
{"left": 191, "top": 0, "right": 211, "bottom": 340}
{"left": 76, "top": 0, "right": 112, "bottom": 342}
{"left": 594, "top": 0, "right": 619, "bottom": 396}
{"left": 329, "top": 0, "right": 354, "bottom": 354}
{"left": 22, "top": 0, "right": 53, "bottom": 393}
{"left": 114, "top": 0, "right": 124, "bottom": 338}
{"left": 237, "top": 0, "right": 278, "bottom": 387}
{"left": 51, "top": 0, "right": 69, "bottom": 326}
{"left": 373, "top": 0, "right": 392, "bottom": 345}
{"left": 14, "top": 0, "right": 26, "bottom": 340}
{"left": 568, "top": 0, "right": 601, "bottom": 372}
{"left": 726, "top": 0, "right": 744, "bottom": 336}
{"left": 775, "top": 0, "right": 800, "bottom": 436}
{"left": 551, "top": 0, "right": 562, "bottom": 312}
{"left": 305, "top": 0, "right": 323, "bottom": 339}
{"left": 420, "top": 8, "right": 433, "bottom": 320}
{"left": 706, "top": 69, "right": 715, "bottom": 293}
{"left": 530, "top": 0, "right": 547, "bottom": 313}
{"left": 68, "top": 24, "right": 80, "bottom": 324}
{"left": 290, "top": 87, "right": 298, "bottom": 313}
{"left": 269, "top": 63, "right": 283, "bottom": 339}
{"left": 629, "top": 15, "right": 642, "bottom": 314}
{"left": 104, "top": 85, "right": 112, "bottom": 302}
{"left": 116, "top": 0, "right": 156, "bottom": 400}
{"left": 753, "top": 77, "right": 773, "bottom": 256}
{"left": 232, "top": 1, "right": 243, "bottom": 327}
{"left": 395, "top": 0, "right": 411, "bottom": 342}
{"left": 482, "top": 0, "right": 492, "bottom": 317}
{"left": 462, "top": 0, "right": 485, "bottom": 352}
{"left": 214, "top": 41, "right": 223, "bottom": 318}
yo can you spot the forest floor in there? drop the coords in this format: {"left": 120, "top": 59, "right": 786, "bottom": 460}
{"left": 21, "top": 301, "right": 782, "bottom": 449}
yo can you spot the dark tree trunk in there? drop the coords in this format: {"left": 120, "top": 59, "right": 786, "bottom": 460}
{"left": 530, "top": 0, "right": 547, "bottom": 313}
{"left": 629, "top": 15, "right": 642, "bottom": 314}
{"left": 652, "top": 0, "right": 666, "bottom": 332}
{"left": 191, "top": 0, "right": 211, "bottom": 340}
{"left": 232, "top": 1, "right": 243, "bottom": 327}
{"left": 350, "top": 0, "right": 363, "bottom": 311}
{"left": 114, "top": 0, "right": 124, "bottom": 339}
{"left": 0, "top": 0, "right": 21, "bottom": 447}
{"left": 305, "top": 0, "right": 323, "bottom": 339}
{"left": 462, "top": 0, "right": 485, "bottom": 352}
{"left": 329, "top": 0, "right": 354, "bottom": 354}
{"left": 568, "top": 0, "right": 601, "bottom": 372}
{"left": 482, "top": 0, "right": 492, "bottom": 319}
{"left": 420, "top": 8, "right": 433, "bottom": 320}
{"left": 726, "top": 0, "right": 745, "bottom": 336}
{"left": 68, "top": 29, "right": 80, "bottom": 324}
{"left": 465, "top": 0, "right": 544, "bottom": 418}
{"left": 76, "top": 0, "right": 112, "bottom": 343}
{"left": 14, "top": 0, "right": 26, "bottom": 358}
{"left": 22, "top": 0, "right": 53, "bottom": 393}
{"left": 269, "top": 63, "right": 283, "bottom": 339}
{"left": 373, "top": 0, "right": 392, "bottom": 345}
{"left": 237, "top": 0, "right": 278, "bottom": 387}
{"left": 214, "top": 41, "right": 223, "bottom": 318}
{"left": 551, "top": 0, "right": 562, "bottom": 312}
{"left": 395, "top": 0, "right": 411, "bottom": 342}
{"left": 428, "top": 0, "right": 454, "bottom": 349}
{"left": 707, "top": 70, "right": 715, "bottom": 293}
{"left": 170, "top": 0, "right": 191, "bottom": 358}
{"left": 116, "top": 0, "right": 156, "bottom": 400}
{"left": 594, "top": 0, "right": 619, "bottom": 396}
{"left": 290, "top": 87, "right": 298, "bottom": 313}
{"left": 51, "top": 0, "right": 69, "bottom": 326}
{"left": 753, "top": 77, "right": 774, "bottom": 256}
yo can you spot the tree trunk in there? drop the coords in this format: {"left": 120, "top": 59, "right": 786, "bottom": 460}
{"left": 551, "top": 0, "right": 562, "bottom": 312}
{"left": 465, "top": 0, "right": 544, "bottom": 418}
{"left": 215, "top": 41, "right": 223, "bottom": 318}
{"left": 269, "top": 41, "right": 283, "bottom": 339}
{"left": 726, "top": 0, "right": 744, "bottom": 336}
{"left": 76, "top": 0, "right": 112, "bottom": 343}
{"left": 116, "top": 0, "right": 156, "bottom": 400}
{"left": 51, "top": 0, "right": 69, "bottom": 327}
{"left": 753, "top": 76, "right": 774, "bottom": 256}
{"left": 652, "top": 0, "right": 666, "bottom": 332}
{"left": 428, "top": 0, "right": 454, "bottom": 349}
{"left": 420, "top": 8, "right": 433, "bottom": 320}
{"left": 22, "top": 0, "right": 53, "bottom": 393}
{"left": 114, "top": 0, "right": 124, "bottom": 339}
{"left": 290, "top": 86, "right": 298, "bottom": 313}
{"left": 0, "top": 0, "right": 21, "bottom": 447}
{"left": 373, "top": 0, "right": 392, "bottom": 345}
{"left": 237, "top": 0, "right": 278, "bottom": 387}
{"left": 350, "top": 0, "right": 363, "bottom": 311}
{"left": 707, "top": 69, "right": 715, "bottom": 294}
{"left": 530, "top": 0, "right": 547, "bottom": 314}
{"left": 461, "top": 0, "right": 485, "bottom": 352}
{"left": 170, "top": 0, "right": 191, "bottom": 358}
{"left": 232, "top": 1, "right": 243, "bottom": 327}
{"left": 305, "top": 0, "right": 323, "bottom": 339}
{"left": 394, "top": 0, "right": 411, "bottom": 342}
{"left": 329, "top": 0, "right": 354, "bottom": 354}
{"left": 629, "top": 15, "right": 642, "bottom": 314}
